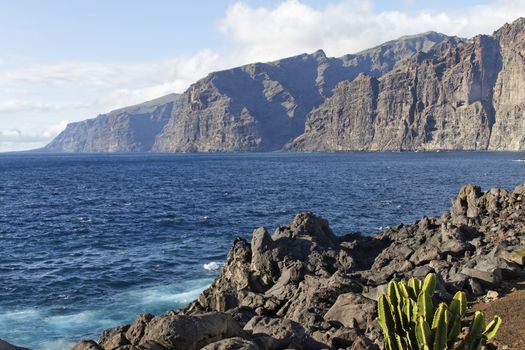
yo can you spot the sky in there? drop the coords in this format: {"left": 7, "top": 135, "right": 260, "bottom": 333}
{"left": 1, "top": 0, "right": 524, "bottom": 151}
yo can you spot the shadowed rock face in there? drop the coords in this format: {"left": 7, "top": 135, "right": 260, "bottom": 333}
{"left": 43, "top": 18, "right": 525, "bottom": 152}
{"left": 489, "top": 18, "right": 525, "bottom": 150}
{"left": 70, "top": 181, "right": 525, "bottom": 350}
{"left": 287, "top": 29, "right": 516, "bottom": 151}
{"left": 42, "top": 94, "right": 180, "bottom": 152}
{"left": 152, "top": 31, "right": 452, "bottom": 152}
{"left": 43, "top": 32, "right": 452, "bottom": 153}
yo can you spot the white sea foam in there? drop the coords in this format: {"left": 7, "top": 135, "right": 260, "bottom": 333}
{"left": 40, "top": 339, "right": 76, "bottom": 350}
{"left": 203, "top": 261, "right": 223, "bottom": 271}
{"left": 45, "top": 310, "right": 113, "bottom": 329}
{"left": 127, "top": 280, "right": 211, "bottom": 305}
{"left": 0, "top": 308, "right": 41, "bottom": 320}
{"left": 0, "top": 278, "right": 213, "bottom": 350}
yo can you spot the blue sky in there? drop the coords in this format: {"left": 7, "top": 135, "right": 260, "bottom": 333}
{"left": 0, "top": 0, "right": 494, "bottom": 61}
{"left": 0, "top": 0, "right": 523, "bottom": 151}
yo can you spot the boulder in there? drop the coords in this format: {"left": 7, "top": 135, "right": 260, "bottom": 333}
{"left": 410, "top": 245, "right": 440, "bottom": 265}
{"left": 70, "top": 340, "right": 103, "bottom": 350}
{"left": 117, "top": 341, "right": 166, "bottom": 350}
{"left": 99, "top": 325, "right": 130, "bottom": 349}
{"left": 0, "top": 340, "right": 28, "bottom": 350}
{"left": 461, "top": 267, "right": 502, "bottom": 286}
{"left": 140, "top": 312, "right": 242, "bottom": 350}
{"left": 192, "top": 238, "right": 252, "bottom": 313}
{"left": 451, "top": 184, "right": 482, "bottom": 221}
{"left": 250, "top": 228, "right": 279, "bottom": 289}
{"left": 468, "top": 278, "right": 485, "bottom": 296}
{"left": 244, "top": 316, "right": 306, "bottom": 350}
{"left": 350, "top": 336, "right": 380, "bottom": 350}
{"left": 361, "top": 284, "right": 388, "bottom": 302}
{"left": 459, "top": 255, "right": 522, "bottom": 286}
{"left": 276, "top": 272, "right": 362, "bottom": 327}
{"left": 323, "top": 292, "right": 376, "bottom": 329}
{"left": 330, "top": 327, "right": 361, "bottom": 349}
{"left": 200, "top": 337, "right": 261, "bottom": 350}
{"left": 126, "top": 313, "right": 154, "bottom": 345}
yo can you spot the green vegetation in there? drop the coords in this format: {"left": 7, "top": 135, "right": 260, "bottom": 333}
{"left": 377, "top": 273, "right": 502, "bottom": 350}
{"left": 513, "top": 247, "right": 525, "bottom": 257}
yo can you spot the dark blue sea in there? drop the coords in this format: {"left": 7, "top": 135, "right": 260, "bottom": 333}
{"left": 0, "top": 152, "right": 524, "bottom": 349}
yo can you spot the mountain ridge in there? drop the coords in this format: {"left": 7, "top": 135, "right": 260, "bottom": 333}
{"left": 43, "top": 18, "right": 525, "bottom": 152}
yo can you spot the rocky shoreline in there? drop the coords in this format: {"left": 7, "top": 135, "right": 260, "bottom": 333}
{"left": 5, "top": 182, "right": 525, "bottom": 350}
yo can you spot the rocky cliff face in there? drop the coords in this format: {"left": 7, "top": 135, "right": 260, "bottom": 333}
{"left": 150, "top": 31, "right": 451, "bottom": 152}
{"left": 288, "top": 19, "right": 525, "bottom": 151}
{"left": 43, "top": 32, "right": 452, "bottom": 152}
{"left": 288, "top": 18, "right": 525, "bottom": 151}
{"left": 43, "top": 94, "right": 180, "bottom": 152}
{"left": 43, "top": 18, "right": 525, "bottom": 153}
{"left": 489, "top": 18, "right": 525, "bottom": 150}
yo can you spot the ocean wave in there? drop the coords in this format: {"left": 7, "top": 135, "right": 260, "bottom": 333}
{"left": 40, "top": 339, "right": 76, "bottom": 350}
{"left": 203, "top": 261, "right": 224, "bottom": 271}
{"left": 0, "top": 278, "right": 213, "bottom": 350}
{"left": 0, "top": 308, "right": 41, "bottom": 320}
{"left": 125, "top": 279, "right": 211, "bottom": 304}
{"left": 44, "top": 310, "right": 114, "bottom": 330}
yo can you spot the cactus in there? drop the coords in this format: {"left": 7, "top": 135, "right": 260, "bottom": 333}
{"left": 376, "top": 273, "right": 502, "bottom": 350}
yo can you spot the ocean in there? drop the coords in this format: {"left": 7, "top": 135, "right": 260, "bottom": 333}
{"left": 0, "top": 152, "right": 523, "bottom": 349}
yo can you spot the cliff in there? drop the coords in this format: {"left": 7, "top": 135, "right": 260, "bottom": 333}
{"left": 44, "top": 32, "right": 454, "bottom": 152}
{"left": 288, "top": 19, "right": 525, "bottom": 151}
{"left": 43, "top": 18, "right": 525, "bottom": 152}
{"left": 42, "top": 94, "right": 180, "bottom": 152}
{"left": 61, "top": 181, "right": 525, "bottom": 350}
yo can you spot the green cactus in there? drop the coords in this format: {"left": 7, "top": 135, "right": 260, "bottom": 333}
{"left": 448, "top": 291, "right": 466, "bottom": 341}
{"left": 431, "top": 303, "right": 448, "bottom": 350}
{"left": 376, "top": 273, "right": 502, "bottom": 350}
{"left": 422, "top": 273, "right": 437, "bottom": 295}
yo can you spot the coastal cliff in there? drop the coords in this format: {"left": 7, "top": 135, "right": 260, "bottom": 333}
{"left": 288, "top": 18, "right": 525, "bottom": 151}
{"left": 151, "top": 32, "right": 450, "bottom": 152}
{"left": 45, "top": 29, "right": 451, "bottom": 153}
{"left": 42, "top": 94, "right": 180, "bottom": 152}
{"left": 60, "top": 182, "right": 525, "bottom": 350}
{"left": 43, "top": 18, "right": 525, "bottom": 153}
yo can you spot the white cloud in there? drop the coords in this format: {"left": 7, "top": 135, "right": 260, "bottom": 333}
{"left": 0, "top": 100, "right": 88, "bottom": 114}
{"left": 0, "top": 120, "right": 68, "bottom": 141}
{"left": 0, "top": 120, "right": 69, "bottom": 152}
{"left": 92, "top": 50, "right": 227, "bottom": 112}
{"left": 1, "top": 0, "right": 525, "bottom": 151}
{"left": 218, "top": 0, "right": 525, "bottom": 61}
{"left": 0, "top": 50, "right": 223, "bottom": 90}
{"left": 0, "top": 50, "right": 229, "bottom": 151}
{"left": 41, "top": 120, "right": 69, "bottom": 138}
{"left": 0, "top": 129, "right": 48, "bottom": 143}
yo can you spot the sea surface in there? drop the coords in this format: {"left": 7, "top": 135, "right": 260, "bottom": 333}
{"left": 0, "top": 152, "right": 524, "bottom": 349}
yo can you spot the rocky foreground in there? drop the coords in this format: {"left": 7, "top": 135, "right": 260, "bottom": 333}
{"left": 32, "top": 183, "right": 525, "bottom": 349}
